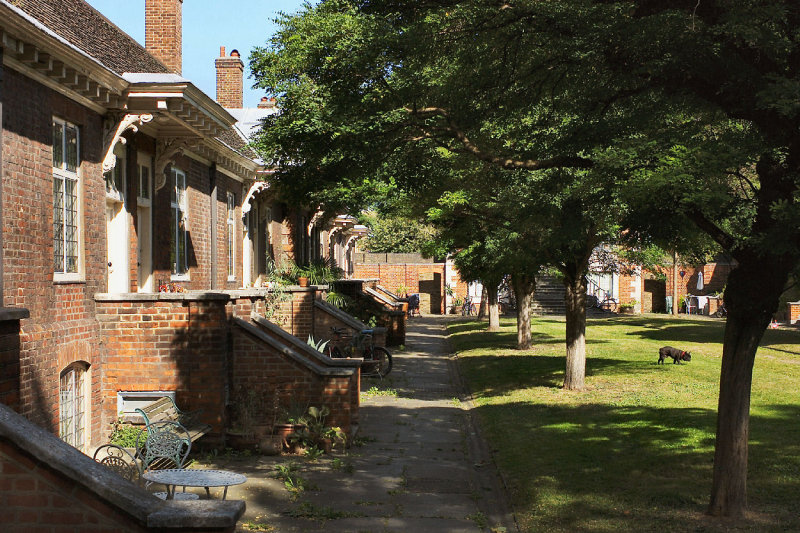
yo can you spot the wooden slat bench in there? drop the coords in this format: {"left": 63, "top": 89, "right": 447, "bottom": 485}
{"left": 134, "top": 396, "right": 211, "bottom": 444}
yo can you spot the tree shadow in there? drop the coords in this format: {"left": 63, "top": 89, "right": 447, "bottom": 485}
{"left": 473, "top": 400, "right": 800, "bottom": 531}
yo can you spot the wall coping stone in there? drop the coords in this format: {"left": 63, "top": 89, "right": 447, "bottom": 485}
{"left": 313, "top": 299, "right": 369, "bottom": 331}
{"left": 250, "top": 313, "right": 363, "bottom": 369}
{"left": 0, "top": 307, "right": 30, "bottom": 321}
{"left": 0, "top": 403, "right": 243, "bottom": 529}
{"left": 95, "top": 292, "right": 232, "bottom": 302}
{"left": 147, "top": 500, "right": 245, "bottom": 529}
{"left": 233, "top": 317, "right": 359, "bottom": 377}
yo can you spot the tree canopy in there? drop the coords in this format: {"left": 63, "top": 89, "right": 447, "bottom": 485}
{"left": 251, "top": 0, "right": 800, "bottom": 519}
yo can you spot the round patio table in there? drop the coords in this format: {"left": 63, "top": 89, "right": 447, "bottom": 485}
{"left": 142, "top": 469, "right": 246, "bottom": 500}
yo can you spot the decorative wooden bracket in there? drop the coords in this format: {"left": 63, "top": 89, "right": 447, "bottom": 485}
{"left": 154, "top": 138, "right": 195, "bottom": 190}
{"left": 307, "top": 208, "right": 325, "bottom": 236}
{"left": 102, "top": 113, "right": 153, "bottom": 174}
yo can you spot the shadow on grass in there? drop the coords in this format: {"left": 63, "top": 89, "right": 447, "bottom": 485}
{"left": 475, "top": 400, "right": 800, "bottom": 532}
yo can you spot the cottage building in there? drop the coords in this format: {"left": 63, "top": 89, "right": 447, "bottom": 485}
{"left": 0, "top": 0, "right": 366, "bottom": 456}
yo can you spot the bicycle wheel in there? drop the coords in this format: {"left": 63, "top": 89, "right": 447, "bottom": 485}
{"left": 367, "top": 346, "right": 392, "bottom": 378}
{"left": 602, "top": 298, "right": 618, "bottom": 313}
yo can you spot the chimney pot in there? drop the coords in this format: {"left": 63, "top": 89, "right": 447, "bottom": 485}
{"left": 230, "top": 49, "right": 240, "bottom": 58}
{"left": 220, "top": 46, "right": 226, "bottom": 57}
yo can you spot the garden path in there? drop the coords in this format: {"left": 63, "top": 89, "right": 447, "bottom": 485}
{"left": 196, "top": 315, "right": 517, "bottom": 532}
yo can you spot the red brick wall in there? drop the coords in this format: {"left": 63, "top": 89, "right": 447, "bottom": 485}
{"left": 95, "top": 297, "right": 229, "bottom": 441}
{"left": 150, "top": 157, "right": 244, "bottom": 291}
{"left": 0, "top": 440, "right": 148, "bottom": 533}
{"left": 2, "top": 69, "right": 106, "bottom": 441}
{"left": 231, "top": 325, "right": 359, "bottom": 434}
{"left": 352, "top": 262, "right": 445, "bottom": 314}
{"left": 788, "top": 302, "right": 800, "bottom": 325}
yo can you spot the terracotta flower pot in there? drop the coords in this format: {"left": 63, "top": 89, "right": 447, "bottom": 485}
{"left": 298, "top": 277, "right": 309, "bottom": 287}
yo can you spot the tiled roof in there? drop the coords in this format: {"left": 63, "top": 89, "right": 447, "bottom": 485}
{"left": 10, "top": 0, "right": 169, "bottom": 75}
{"left": 217, "top": 129, "right": 258, "bottom": 160}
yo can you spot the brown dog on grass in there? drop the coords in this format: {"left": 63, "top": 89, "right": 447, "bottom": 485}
{"left": 658, "top": 346, "right": 692, "bottom": 365}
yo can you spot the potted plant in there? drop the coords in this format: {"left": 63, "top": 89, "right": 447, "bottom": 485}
{"left": 619, "top": 300, "right": 637, "bottom": 314}
{"left": 287, "top": 406, "right": 346, "bottom": 454}
{"left": 273, "top": 399, "right": 309, "bottom": 452}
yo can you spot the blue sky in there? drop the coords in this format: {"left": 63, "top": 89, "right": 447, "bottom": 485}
{"left": 85, "top": 0, "right": 308, "bottom": 108}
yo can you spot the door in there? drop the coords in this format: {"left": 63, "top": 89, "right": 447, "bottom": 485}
{"left": 106, "top": 201, "right": 129, "bottom": 293}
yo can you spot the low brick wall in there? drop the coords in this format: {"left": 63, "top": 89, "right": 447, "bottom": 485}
{"left": 232, "top": 318, "right": 360, "bottom": 436}
{"left": 0, "top": 403, "right": 243, "bottom": 532}
{"left": 95, "top": 291, "right": 362, "bottom": 446}
{"left": 95, "top": 294, "right": 230, "bottom": 443}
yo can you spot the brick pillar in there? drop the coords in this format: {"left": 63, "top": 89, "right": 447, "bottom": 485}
{"left": 215, "top": 47, "right": 244, "bottom": 109}
{"left": 145, "top": 0, "right": 183, "bottom": 74}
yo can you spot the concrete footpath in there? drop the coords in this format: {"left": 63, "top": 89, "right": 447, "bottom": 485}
{"left": 200, "top": 316, "right": 517, "bottom": 532}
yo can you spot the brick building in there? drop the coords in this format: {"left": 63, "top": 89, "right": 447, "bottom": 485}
{"left": 0, "top": 0, "right": 367, "bottom": 464}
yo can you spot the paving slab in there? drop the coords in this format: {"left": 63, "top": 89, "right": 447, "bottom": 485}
{"left": 195, "top": 316, "right": 517, "bottom": 533}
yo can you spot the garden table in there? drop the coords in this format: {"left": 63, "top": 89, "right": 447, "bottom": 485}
{"left": 141, "top": 469, "right": 246, "bottom": 500}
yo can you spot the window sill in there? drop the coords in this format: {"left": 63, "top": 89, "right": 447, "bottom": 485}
{"left": 54, "top": 273, "right": 85, "bottom": 284}
{"left": 170, "top": 274, "right": 190, "bottom": 282}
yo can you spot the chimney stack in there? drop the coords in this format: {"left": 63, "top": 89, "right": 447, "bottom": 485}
{"left": 215, "top": 47, "right": 244, "bottom": 109}
{"left": 257, "top": 97, "right": 276, "bottom": 109}
{"left": 145, "top": 0, "right": 183, "bottom": 75}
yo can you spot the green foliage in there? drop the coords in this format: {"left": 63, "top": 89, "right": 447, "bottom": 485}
{"left": 109, "top": 419, "right": 143, "bottom": 448}
{"left": 306, "top": 335, "right": 330, "bottom": 353}
{"left": 361, "top": 212, "right": 437, "bottom": 253}
{"left": 448, "top": 316, "right": 800, "bottom": 531}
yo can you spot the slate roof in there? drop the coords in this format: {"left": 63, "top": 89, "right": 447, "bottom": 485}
{"left": 10, "top": 0, "right": 169, "bottom": 75}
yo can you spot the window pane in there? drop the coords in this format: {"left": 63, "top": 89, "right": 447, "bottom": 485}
{"left": 170, "top": 209, "right": 177, "bottom": 274}
{"left": 53, "top": 177, "right": 64, "bottom": 271}
{"left": 65, "top": 125, "right": 78, "bottom": 172}
{"left": 178, "top": 210, "right": 187, "bottom": 274}
{"left": 139, "top": 165, "right": 150, "bottom": 200}
{"left": 65, "top": 178, "right": 78, "bottom": 273}
{"left": 52, "top": 122, "right": 64, "bottom": 168}
{"left": 170, "top": 170, "right": 177, "bottom": 205}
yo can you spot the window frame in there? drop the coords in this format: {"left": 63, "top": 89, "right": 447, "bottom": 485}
{"left": 52, "top": 117, "right": 83, "bottom": 282}
{"left": 137, "top": 154, "right": 152, "bottom": 207}
{"left": 170, "top": 168, "right": 189, "bottom": 280}
{"left": 59, "top": 362, "right": 88, "bottom": 452}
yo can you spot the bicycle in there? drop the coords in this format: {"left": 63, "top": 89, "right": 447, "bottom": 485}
{"left": 461, "top": 296, "right": 476, "bottom": 316}
{"left": 589, "top": 294, "right": 618, "bottom": 313}
{"left": 325, "top": 327, "right": 392, "bottom": 378}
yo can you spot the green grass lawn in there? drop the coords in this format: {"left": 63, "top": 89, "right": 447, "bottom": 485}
{"left": 448, "top": 315, "right": 800, "bottom": 532}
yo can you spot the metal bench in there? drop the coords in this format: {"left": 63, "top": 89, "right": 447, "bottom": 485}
{"left": 134, "top": 396, "right": 210, "bottom": 445}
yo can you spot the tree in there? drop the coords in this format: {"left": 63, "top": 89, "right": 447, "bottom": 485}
{"left": 251, "top": 0, "right": 800, "bottom": 518}
{"left": 360, "top": 211, "right": 437, "bottom": 253}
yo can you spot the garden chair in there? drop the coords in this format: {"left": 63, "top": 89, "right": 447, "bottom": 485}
{"left": 685, "top": 296, "right": 698, "bottom": 315}
{"left": 135, "top": 421, "right": 198, "bottom": 500}
{"left": 93, "top": 442, "right": 197, "bottom": 500}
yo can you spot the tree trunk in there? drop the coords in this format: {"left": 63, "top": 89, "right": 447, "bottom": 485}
{"left": 478, "top": 286, "right": 488, "bottom": 318}
{"left": 511, "top": 273, "right": 535, "bottom": 349}
{"left": 706, "top": 151, "right": 798, "bottom": 518}
{"left": 708, "top": 252, "right": 791, "bottom": 518}
{"left": 672, "top": 251, "right": 679, "bottom": 316}
{"left": 487, "top": 284, "right": 500, "bottom": 331}
{"left": 563, "top": 274, "right": 587, "bottom": 391}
